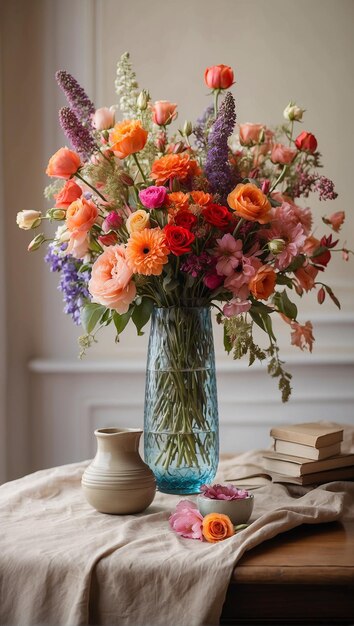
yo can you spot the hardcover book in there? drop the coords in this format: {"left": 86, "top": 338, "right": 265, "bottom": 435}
{"left": 270, "top": 422, "right": 343, "bottom": 449}
{"left": 273, "top": 439, "right": 341, "bottom": 460}
{"left": 262, "top": 452, "right": 354, "bottom": 477}
{"left": 270, "top": 465, "right": 354, "bottom": 486}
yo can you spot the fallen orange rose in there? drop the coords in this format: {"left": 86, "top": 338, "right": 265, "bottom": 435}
{"left": 202, "top": 512, "right": 235, "bottom": 543}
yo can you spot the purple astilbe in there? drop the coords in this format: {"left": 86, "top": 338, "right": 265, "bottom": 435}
{"left": 315, "top": 176, "right": 338, "bottom": 201}
{"left": 56, "top": 70, "right": 95, "bottom": 126}
{"left": 59, "top": 107, "right": 96, "bottom": 161}
{"left": 204, "top": 92, "right": 237, "bottom": 203}
{"left": 193, "top": 105, "right": 214, "bottom": 151}
{"left": 45, "top": 244, "right": 91, "bottom": 325}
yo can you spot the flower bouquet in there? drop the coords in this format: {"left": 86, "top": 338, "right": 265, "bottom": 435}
{"left": 17, "top": 54, "right": 352, "bottom": 493}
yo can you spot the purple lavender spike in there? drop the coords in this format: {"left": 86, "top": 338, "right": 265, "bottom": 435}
{"left": 59, "top": 107, "right": 96, "bottom": 161}
{"left": 56, "top": 70, "right": 95, "bottom": 125}
{"left": 204, "top": 92, "right": 238, "bottom": 203}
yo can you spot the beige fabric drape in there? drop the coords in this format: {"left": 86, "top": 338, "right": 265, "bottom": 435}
{"left": 1, "top": 428, "right": 353, "bottom": 626}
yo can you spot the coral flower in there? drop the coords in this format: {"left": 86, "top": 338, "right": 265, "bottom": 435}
{"left": 151, "top": 153, "right": 201, "bottom": 185}
{"left": 227, "top": 183, "right": 271, "bottom": 224}
{"left": 46, "top": 147, "right": 81, "bottom": 179}
{"left": 323, "top": 211, "right": 345, "bottom": 233}
{"left": 202, "top": 513, "right": 235, "bottom": 543}
{"left": 151, "top": 100, "right": 177, "bottom": 126}
{"left": 126, "top": 228, "right": 169, "bottom": 276}
{"left": 88, "top": 245, "right": 136, "bottom": 313}
{"left": 290, "top": 321, "right": 315, "bottom": 352}
{"left": 204, "top": 65, "right": 234, "bottom": 90}
{"left": 54, "top": 180, "right": 82, "bottom": 208}
{"left": 109, "top": 119, "right": 148, "bottom": 159}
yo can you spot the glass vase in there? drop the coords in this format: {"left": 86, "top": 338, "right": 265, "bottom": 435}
{"left": 144, "top": 306, "right": 219, "bottom": 494}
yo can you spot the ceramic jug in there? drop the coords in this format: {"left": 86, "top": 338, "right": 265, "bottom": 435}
{"left": 81, "top": 427, "right": 156, "bottom": 514}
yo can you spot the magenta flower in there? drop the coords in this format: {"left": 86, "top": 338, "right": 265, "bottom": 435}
{"left": 200, "top": 483, "right": 250, "bottom": 500}
{"left": 169, "top": 500, "right": 203, "bottom": 540}
{"left": 139, "top": 186, "right": 167, "bottom": 210}
{"left": 215, "top": 233, "right": 243, "bottom": 276}
{"left": 102, "top": 211, "right": 124, "bottom": 232}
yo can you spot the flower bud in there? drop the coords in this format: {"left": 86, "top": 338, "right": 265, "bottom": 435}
{"left": 102, "top": 211, "right": 123, "bottom": 233}
{"left": 283, "top": 102, "right": 305, "bottom": 122}
{"left": 172, "top": 141, "right": 186, "bottom": 154}
{"left": 152, "top": 100, "right": 177, "bottom": 126}
{"left": 182, "top": 120, "right": 193, "bottom": 137}
{"left": 92, "top": 107, "right": 115, "bottom": 130}
{"left": 295, "top": 131, "right": 318, "bottom": 153}
{"left": 16, "top": 210, "right": 42, "bottom": 230}
{"left": 204, "top": 64, "right": 234, "bottom": 90}
{"left": 137, "top": 89, "right": 150, "bottom": 111}
{"left": 119, "top": 172, "right": 135, "bottom": 187}
{"left": 47, "top": 208, "right": 66, "bottom": 221}
{"left": 317, "top": 287, "right": 326, "bottom": 304}
{"left": 28, "top": 233, "right": 45, "bottom": 251}
{"left": 98, "top": 232, "right": 118, "bottom": 247}
{"left": 268, "top": 238, "right": 286, "bottom": 255}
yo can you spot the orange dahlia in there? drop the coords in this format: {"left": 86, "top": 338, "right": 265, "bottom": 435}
{"left": 151, "top": 153, "right": 201, "bottom": 185}
{"left": 166, "top": 192, "right": 190, "bottom": 211}
{"left": 126, "top": 228, "right": 169, "bottom": 276}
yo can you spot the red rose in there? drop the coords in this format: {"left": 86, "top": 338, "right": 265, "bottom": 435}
{"left": 295, "top": 131, "right": 318, "bottom": 153}
{"left": 174, "top": 210, "right": 198, "bottom": 230}
{"left": 202, "top": 204, "right": 231, "bottom": 229}
{"left": 163, "top": 224, "right": 195, "bottom": 256}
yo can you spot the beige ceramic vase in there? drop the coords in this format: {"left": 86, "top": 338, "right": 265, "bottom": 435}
{"left": 81, "top": 427, "right": 156, "bottom": 514}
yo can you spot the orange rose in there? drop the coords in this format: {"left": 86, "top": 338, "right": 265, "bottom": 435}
{"left": 109, "top": 120, "right": 148, "bottom": 159}
{"left": 204, "top": 65, "right": 234, "bottom": 90}
{"left": 151, "top": 153, "right": 201, "bottom": 185}
{"left": 249, "top": 265, "right": 276, "bottom": 300}
{"left": 227, "top": 183, "right": 271, "bottom": 224}
{"left": 46, "top": 147, "right": 81, "bottom": 179}
{"left": 66, "top": 198, "right": 98, "bottom": 233}
{"left": 202, "top": 513, "right": 235, "bottom": 543}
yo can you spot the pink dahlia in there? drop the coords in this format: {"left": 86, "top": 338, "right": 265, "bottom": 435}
{"left": 200, "top": 484, "right": 250, "bottom": 500}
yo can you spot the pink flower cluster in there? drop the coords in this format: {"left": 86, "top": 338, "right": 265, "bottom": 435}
{"left": 200, "top": 483, "right": 250, "bottom": 500}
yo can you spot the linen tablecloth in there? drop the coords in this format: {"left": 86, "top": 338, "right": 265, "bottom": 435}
{"left": 1, "top": 424, "right": 354, "bottom": 626}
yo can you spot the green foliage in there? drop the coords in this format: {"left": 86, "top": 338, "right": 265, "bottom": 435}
{"left": 43, "top": 180, "right": 63, "bottom": 201}
{"left": 266, "top": 344, "right": 292, "bottom": 403}
{"left": 80, "top": 303, "right": 107, "bottom": 334}
{"left": 82, "top": 159, "right": 127, "bottom": 210}
{"left": 272, "top": 290, "right": 298, "bottom": 320}
{"left": 132, "top": 298, "right": 154, "bottom": 335}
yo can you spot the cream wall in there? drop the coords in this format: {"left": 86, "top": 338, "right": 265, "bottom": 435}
{"left": 1, "top": 0, "right": 353, "bottom": 480}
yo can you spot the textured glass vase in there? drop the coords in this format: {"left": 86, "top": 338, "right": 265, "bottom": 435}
{"left": 144, "top": 306, "right": 219, "bottom": 494}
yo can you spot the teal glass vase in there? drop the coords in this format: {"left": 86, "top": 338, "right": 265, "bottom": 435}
{"left": 144, "top": 306, "right": 219, "bottom": 494}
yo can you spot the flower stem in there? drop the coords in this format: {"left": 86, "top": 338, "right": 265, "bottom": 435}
{"left": 74, "top": 171, "right": 107, "bottom": 202}
{"left": 132, "top": 153, "right": 147, "bottom": 182}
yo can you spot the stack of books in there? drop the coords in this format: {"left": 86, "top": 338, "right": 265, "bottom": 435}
{"left": 263, "top": 422, "right": 354, "bottom": 485}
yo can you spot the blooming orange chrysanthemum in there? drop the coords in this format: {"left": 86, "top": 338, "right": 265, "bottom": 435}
{"left": 151, "top": 153, "right": 201, "bottom": 185}
{"left": 190, "top": 191, "right": 212, "bottom": 206}
{"left": 126, "top": 228, "right": 169, "bottom": 276}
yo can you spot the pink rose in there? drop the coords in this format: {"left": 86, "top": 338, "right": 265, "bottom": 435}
{"left": 88, "top": 245, "right": 136, "bottom": 313}
{"left": 239, "top": 123, "right": 264, "bottom": 147}
{"left": 169, "top": 500, "right": 204, "bottom": 540}
{"left": 151, "top": 101, "right": 177, "bottom": 126}
{"left": 271, "top": 143, "right": 297, "bottom": 165}
{"left": 139, "top": 186, "right": 168, "bottom": 210}
{"left": 92, "top": 107, "right": 115, "bottom": 130}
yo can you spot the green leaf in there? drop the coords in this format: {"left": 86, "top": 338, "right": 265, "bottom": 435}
{"left": 80, "top": 303, "right": 106, "bottom": 334}
{"left": 223, "top": 325, "right": 232, "bottom": 354}
{"left": 77, "top": 263, "right": 92, "bottom": 274}
{"left": 272, "top": 290, "right": 298, "bottom": 320}
{"left": 276, "top": 274, "right": 293, "bottom": 288}
{"left": 250, "top": 300, "right": 274, "bottom": 314}
{"left": 249, "top": 310, "right": 276, "bottom": 342}
{"left": 112, "top": 309, "right": 133, "bottom": 335}
{"left": 285, "top": 254, "right": 306, "bottom": 272}
{"left": 132, "top": 298, "right": 154, "bottom": 336}
{"left": 163, "top": 274, "right": 180, "bottom": 293}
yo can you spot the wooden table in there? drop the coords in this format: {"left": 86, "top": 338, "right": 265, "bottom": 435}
{"left": 221, "top": 520, "right": 354, "bottom": 625}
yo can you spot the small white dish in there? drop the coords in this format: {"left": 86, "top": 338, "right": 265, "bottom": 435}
{"left": 197, "top": 493, "right": 254, "bottom": 524}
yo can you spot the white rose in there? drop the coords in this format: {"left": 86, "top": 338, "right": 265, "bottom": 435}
{"left": 16, "top": 210, "right": 42, "bottom": 230}
{"left": 283, "top": 102, "right": 305, "bottom": 122}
